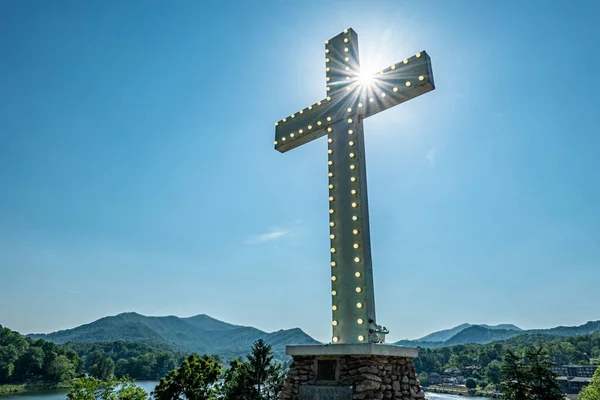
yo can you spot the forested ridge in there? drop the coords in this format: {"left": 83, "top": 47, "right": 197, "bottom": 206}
{"left": 414, "top": 332, "right": 600, "bottom": 382}
{"left": 67, "top": 341, "right": 193, "bottom": 380}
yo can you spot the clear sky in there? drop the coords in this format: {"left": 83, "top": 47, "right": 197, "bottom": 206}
{"left": 1, "top": 0, "right": 599, "bottom": 343}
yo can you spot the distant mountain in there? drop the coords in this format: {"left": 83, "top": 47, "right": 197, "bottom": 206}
{"left": 529, "top": 321, "right": 600, "bottom": 337}
{"left": 416, "top": 323, "right": 472, "bottom": 343}
{"left": 480, "top": 324, "right": 522, "bottom": 331}
{"left": 395, "top": 321, "right": 599, "bottom": 348}
{"left": 415, "top": 323, "right": 521, "bottom": 343}
{"left": 443, "top": 325, "right": 522, "bottom": 346}
{"left": 27, "top": 312, "right": 319, "bottom": 361}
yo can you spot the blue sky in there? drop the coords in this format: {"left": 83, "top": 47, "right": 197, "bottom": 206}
{"left": 1, "top": 0, "right": 599, "bottom": 343}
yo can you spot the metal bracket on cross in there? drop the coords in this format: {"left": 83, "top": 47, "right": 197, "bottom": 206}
{"left": 273, "top": 28, "right": 435, "bottom": 345}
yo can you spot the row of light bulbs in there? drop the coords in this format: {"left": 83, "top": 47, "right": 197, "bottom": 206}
{"left": 332, "top": 335, "right": 365, "bottom": 343}
{"left": 273, "top": 76, "right": 427, "bottom": 146}
{"left": 274, "top": 48, "right": 425, "bottom": 134}
{"left": 329, "top": 111, "right": 368, "bottom": 344}
{"left": 324, "top": 29, "right": 355, "bottom": 96}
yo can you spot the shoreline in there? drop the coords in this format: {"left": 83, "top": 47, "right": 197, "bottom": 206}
{"left": 0, "top": 382, "right": 71, "bottom": 396}
{"left": 424, "top": 386, "right": 502, "bottom": 398}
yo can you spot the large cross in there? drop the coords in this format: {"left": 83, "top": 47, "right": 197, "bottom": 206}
{"left": 274, "top": 28, "right": 435, "bottom": 345}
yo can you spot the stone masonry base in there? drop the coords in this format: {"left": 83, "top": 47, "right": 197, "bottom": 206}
{"left": 278, "top": 354, "right": 426, "bottom": 400}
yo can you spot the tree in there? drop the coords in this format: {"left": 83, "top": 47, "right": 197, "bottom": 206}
{"left": 221, "top": 360, "right": 256, "bottom": 400}
{"left": 486, "top": 360, "right": 502, "bottom": 386}
{"left": 67, "top": 376, "right": 148, "bottom": 400}
{"left": 88, "top": 354, "right": 115, "bottom": 381}
{"left": 247, "top": 339, "right": 273, "bottom": 397}
{"left": 151, "top": 354, "right": 221, "bottom": 400}
{"left": 0, "top": 362, "right": 14, "bottom": 382}
{"left": 465, "top": 377, "right": 477, "bottom": 389}
{"left": 245, "top": 339, "right": 286, "bottom": 400}
{"left": 525, "top": 347, "right": 562, "bottom": 400}
{"left": 501, "top": 350, "right": 530, "bottom": 400}
{"left": 47, "top": 355, "right": 76, "bottom": 382}
{"left": 417, "top": 372, "right": 429, "bottom": 386}
{"left": 263, "top": 362, "right": 286, "bottom": 400}
{"left": 221, "top": 340, "right": 286, "bottom": 400}
{"left": 580, "top": 366, "right": 600, "bottom": 400}
{"left": 15, "top": 347, "right": 44, "bottom": 378}
{"left": 501, "top": 348, "right": 563, "bottom": 400}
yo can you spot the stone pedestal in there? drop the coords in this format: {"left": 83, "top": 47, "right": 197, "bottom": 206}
{"left": 278, "top": 344, "right": 425, "bottom": 400}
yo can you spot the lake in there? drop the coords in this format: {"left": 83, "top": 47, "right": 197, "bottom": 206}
{"left": 0, "top": 383, "right": 493, "bottom": 400}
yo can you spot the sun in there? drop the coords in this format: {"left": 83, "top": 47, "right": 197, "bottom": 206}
{"left": 359, "top": 70, "right": 374, "bottom": 86}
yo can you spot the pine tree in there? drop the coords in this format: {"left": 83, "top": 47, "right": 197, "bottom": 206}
{"left": 501, "top": 350, "right": 531, "bottom": 400}
{"left": 247, "top": 339, "right": 273, "bottom": 398}
{"left": 525, "top": 347, "right": 563, "bottom": 400}
{"left": 223, "top": 339, "right": 286, "bottom": 400}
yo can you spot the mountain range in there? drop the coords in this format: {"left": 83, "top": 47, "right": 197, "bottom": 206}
{"left": 27, "top": 312, "right": 318, "bottom": 361}
{"left": 394, "top": 320, "right": 600, "bottom": 348}
{"left": 26, "top": 312, "right": 600, "bottom": 358}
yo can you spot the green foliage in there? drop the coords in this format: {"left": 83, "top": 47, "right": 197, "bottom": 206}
{"left": 0, "top": 324, "right": 82, "bottom": 384}
{"left": 417, "top": 372, "right": 428, "bottom": 385}
{"left": 526, "top": 347, "right": 563, "bottom": 400}
{"left": 221, "top": 360, "right": 256, "bottom": 400}
{"left": 151, "top": 354, "right": 221, "bottom": 400}
{"left": 579, "top": 366, "right": 600, "bottom": 400}
{"left": 88, "top": 353, "right": 115, "bottom": 380}
{"left": 67, "top": 341, "right": 184, "bottom": 380}
{"left": 486, "top": 360, "right": 502, "bottom": 385}
{"left": 67, "top": 376, "right": 148, "bottom": 400}
{"left": 246, "top": 339, "right": 272, "bottom": 396}
{"left": 413, "top": 331, "right": 600, "bottom": 377}
{"left": 500, "top": 347, "right": 562, "bottom": 400}
{"left": 465, "top": 377, "right": 477, "bottom": 389}
{"left": 501, "top": 350, "right": 531, "bottom": 400}
{"left": 220, "top": 340, "right": 286, "bottom": 400}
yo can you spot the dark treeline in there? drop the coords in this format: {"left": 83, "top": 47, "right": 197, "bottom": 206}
{"left": 414, "top": 332, "right": 600, "bottom": 384}
{"left": 65, "top": 341, "right": 189, "bottom": 380}
{"left": 0, "top": 325, "right": 83, "bottom": 384}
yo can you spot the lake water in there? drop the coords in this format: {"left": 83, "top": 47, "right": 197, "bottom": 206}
{"left": 0, "top": 383, "right": 492, "bottom": 400}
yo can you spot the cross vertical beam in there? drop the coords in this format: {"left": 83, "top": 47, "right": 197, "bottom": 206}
{"left": 328, "top": 116, "right": 377, "bottom": 344}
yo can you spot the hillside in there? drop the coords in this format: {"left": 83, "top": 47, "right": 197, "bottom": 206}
{"left": 395, "top": 320, "right": 600, "bottom": 348}
{"left": 416, "top": 323, "right": 521, "bottom": 343}
{"left": 443, "top": 325, "right": 522, "bottom": 346}
{"left": 416, "top": 323, "right": 472, "bottom": 343}
{"left": 27, "top": 312, "right": 319, "bottom": 361}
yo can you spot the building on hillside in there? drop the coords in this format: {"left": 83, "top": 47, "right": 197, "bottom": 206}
{"left": 557, "top": 376, "right": 593, "bottom": 394}
{"left": 551, "top": 364, "right": 598, "bottom": 378}
{"left": 551, "top": 364, "right": 598, "bottom": 395}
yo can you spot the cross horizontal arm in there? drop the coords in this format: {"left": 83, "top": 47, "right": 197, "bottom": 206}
{"left": 274, "top": 94, "right": 358, "bottom": 153}
{"left": 359, "top": 51, "right": 435, "bottom": 119}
